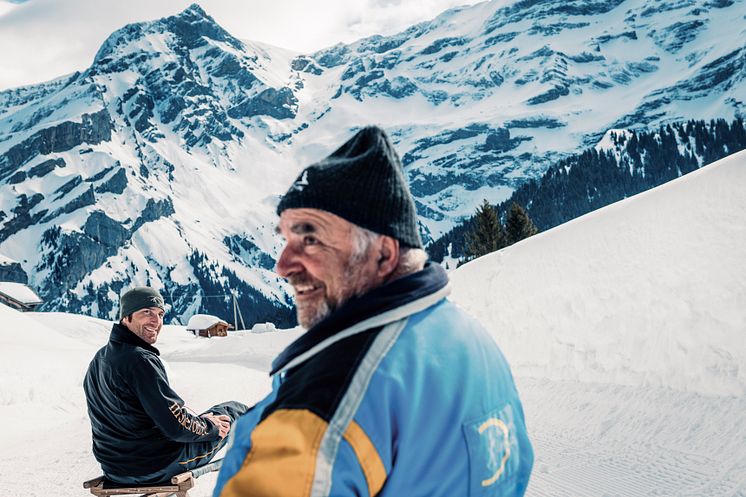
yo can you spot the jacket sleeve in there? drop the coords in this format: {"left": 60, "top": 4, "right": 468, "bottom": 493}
{"left": 129, "top": 353, "right": 220, "bottom": 443}
{"left": 216, "top": 408, "right": 384, "bottom": 497}
{"left": 212, "top": 383, "right": 279, "bottom": 497}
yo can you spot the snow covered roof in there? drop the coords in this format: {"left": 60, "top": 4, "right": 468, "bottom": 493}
{"left": 0, "top": 282, "right": 43, "bottom": 304}
{"left": 186, "top": 314, "right": 230, "bottom": 330}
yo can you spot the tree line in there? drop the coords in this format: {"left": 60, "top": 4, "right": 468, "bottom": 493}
{"left": 459, "top": 200, "right": 538, "bottom": 265}
{"left": 428, "top": 117, "right": 746, "bottom": 263}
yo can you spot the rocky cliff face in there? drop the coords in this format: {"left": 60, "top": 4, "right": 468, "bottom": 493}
{"left": 0, "top": 0, "right": 743, "bottom": 322}
{"left": 0, "top": 109, "right": 112, "bottom": 180}
{"left": 0, "top": 256, "right": 28, "bottom": 284}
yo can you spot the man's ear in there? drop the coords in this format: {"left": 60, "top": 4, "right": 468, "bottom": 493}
{"left": 376, "top": 236, "right": 400, "bottom": 279}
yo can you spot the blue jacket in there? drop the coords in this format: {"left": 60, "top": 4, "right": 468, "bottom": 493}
{"left": 215, "top": 263, "right": 533, "bottom": 496}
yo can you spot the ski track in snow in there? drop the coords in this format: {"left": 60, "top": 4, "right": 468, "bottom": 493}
{"left": 518, "top": 378, "right": 746, "bottom": 497}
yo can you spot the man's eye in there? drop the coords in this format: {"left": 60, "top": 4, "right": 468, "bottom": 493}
{"left": 303, "top": 236, "right": 318, "bottom": 246}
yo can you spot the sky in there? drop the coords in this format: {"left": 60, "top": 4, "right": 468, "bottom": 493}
{"left": 0, "top": 0, "right": 484, "bottom": 91}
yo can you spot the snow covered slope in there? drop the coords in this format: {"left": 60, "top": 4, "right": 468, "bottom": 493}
{"left": 0, "top": 0, "right": 743, "bottom": 321}
{"left": 451, "top": 149, "right": 746, "bottom": 396}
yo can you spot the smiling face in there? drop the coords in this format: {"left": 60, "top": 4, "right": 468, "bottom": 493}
{"left": 275, "top": 208, "right": 385, "bottom": 329}
{"left": 123, "top": 306, "right": 165, "bottom": 345}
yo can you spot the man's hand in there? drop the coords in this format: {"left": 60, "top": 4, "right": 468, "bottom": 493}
{"left": 203, "top": 413, "right": 231, "bottom": 439}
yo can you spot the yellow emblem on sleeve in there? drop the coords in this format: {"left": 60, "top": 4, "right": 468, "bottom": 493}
{"left": 478, "top": 417, "right": 511, "bottom": 487}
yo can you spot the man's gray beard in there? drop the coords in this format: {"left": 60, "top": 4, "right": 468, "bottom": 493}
{"left": 296, "top": 256, "right": 373, "bottom": 329}
{"left": 297, "top": 298, "right": 331, "bottom": 329}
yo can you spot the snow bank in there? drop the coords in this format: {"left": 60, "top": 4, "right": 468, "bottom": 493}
{"left": 450, "top": 150, "right": 746, "bottom": 396}
{"left": 159, "top": 325, "right": 303, "bottom": 372}
{"left": 0, "top": 304, "right": 92, "bottom": 432}
{"left": 0, "top": 252, "right": 17, "bottom": 264}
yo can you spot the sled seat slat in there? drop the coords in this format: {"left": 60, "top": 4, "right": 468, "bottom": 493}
{"left": 83, "top": 472, "right": 194, "bottom": 497}
{"left": 83, "top": 476, "right": 105, "bottom": 489}
{"left": 83, "top": 458, "right": 221, "bottom": 497}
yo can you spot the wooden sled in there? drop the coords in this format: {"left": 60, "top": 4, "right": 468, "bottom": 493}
{"left": 83, "top": 459, "right": 222, "bottom": 497}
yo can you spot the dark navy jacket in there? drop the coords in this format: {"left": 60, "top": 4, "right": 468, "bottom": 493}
{"left": 84, "top": 323, "right": 220, "bottom": 477}
{"left": 215, "top": 263, "right": 533, "bottom": 497}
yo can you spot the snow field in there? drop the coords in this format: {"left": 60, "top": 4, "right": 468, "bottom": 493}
{"left": 518, "top": 378, "right": 746, "bottom": 497}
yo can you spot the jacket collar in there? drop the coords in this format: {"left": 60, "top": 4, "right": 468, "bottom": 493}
{"left": 271, "top": 262, "right": 449, "bottom": 376}
{"left": 110, "top": 322, "right": 160, "bottom": 355}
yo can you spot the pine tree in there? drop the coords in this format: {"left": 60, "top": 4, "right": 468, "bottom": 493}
{"left": 464, "top": 199, "right": 506, "bottom": 260}
{"left": 505, "top": 202, "right": 539, "bottom": 246}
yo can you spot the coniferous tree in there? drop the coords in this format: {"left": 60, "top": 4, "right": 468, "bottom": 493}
{"left": 505, "top": 202, "right": 539, "bottom": 245}
{"left": 464, "top": 199, "right": 506, "bottom": 261}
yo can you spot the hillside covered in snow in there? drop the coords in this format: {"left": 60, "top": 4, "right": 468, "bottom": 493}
{"left": 451, "top": 149, "right": 746, "bottom": 396}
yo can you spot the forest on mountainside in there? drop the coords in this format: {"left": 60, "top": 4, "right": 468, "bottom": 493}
{"left": 428, "top": 118, "right": 746, "bottom": 263}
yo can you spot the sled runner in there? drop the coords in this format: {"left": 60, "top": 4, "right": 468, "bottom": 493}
{"left": 83, "top": 459, "right": 222, "bottom": 497}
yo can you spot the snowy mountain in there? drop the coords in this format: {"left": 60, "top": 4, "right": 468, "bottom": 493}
{"left": 0, "top": 5, "right": 298, "bottom": 323}
{"left": 0, "top": 0, "right": 743, "bottom": 320}
{"left": 2, "top": 150, "right": 744, "bottom": 496}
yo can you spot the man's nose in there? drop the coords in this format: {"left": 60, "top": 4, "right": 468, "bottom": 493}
{"left": 276, "top": 244, "right": 301, "bottom": 278}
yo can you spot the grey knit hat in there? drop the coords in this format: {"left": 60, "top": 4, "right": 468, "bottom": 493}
{"left": 277, "top": 126, "right": 423, "bottom": 248}
{"left": 120, "top": 287, "right": 165, "bottom": 319}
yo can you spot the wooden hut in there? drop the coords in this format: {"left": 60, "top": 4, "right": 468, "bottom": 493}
{"left": 186, "top": 314, "right": 233, "bottom": 338}
{"left": 0, "top": 282, "right": 43, "bottom": 312}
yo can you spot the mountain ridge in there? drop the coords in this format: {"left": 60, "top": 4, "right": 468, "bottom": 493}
{"left": 0, "top": 0, "right": 743, "bottom": 322}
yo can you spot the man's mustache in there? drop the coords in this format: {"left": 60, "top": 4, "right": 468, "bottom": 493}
{"left": 286, "top": 273, "right": 321, "bottom": 288}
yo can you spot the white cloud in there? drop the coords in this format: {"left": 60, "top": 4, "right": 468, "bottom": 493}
{"left": 340, "top": 0, "right": 479, "bottom": 40}
{"left": 0, "top": 0, "right": 484, "bottom": 91}
{"left": 0, "top": 1, "right": 16, "bottom": 16}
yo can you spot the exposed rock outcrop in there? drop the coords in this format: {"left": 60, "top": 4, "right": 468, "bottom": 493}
{"left": 0, "top": 110, "right": 112, "bottom": 179}
{"left": 0, "top": 259, "right": 28, "bottom": 284}
{"left": 228, "top": 87, "right": 298, "bottom": 120}
{"left": 130, "top": 197, "right": 175, "bottom": 233}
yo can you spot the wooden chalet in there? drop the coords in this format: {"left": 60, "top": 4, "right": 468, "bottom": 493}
{"left": 186, "top": 314, "right": 233, "bottom": 338}
{"left": 0, "top": 282, "right": 43, "bottom": 312}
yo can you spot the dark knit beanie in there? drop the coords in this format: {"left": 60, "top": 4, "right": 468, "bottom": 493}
{"left": 120, "top": 287, "right": 165, "bottom": 319}
{"left": 277, "top": 126, "right": 423, "bottom": 248}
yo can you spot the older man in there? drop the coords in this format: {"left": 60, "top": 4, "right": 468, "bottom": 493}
{"left": 84, "top": 287, "right": 248, "bottom": 485}
{"left": 214, "top": 127, "right": 533, "bottom": 497}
